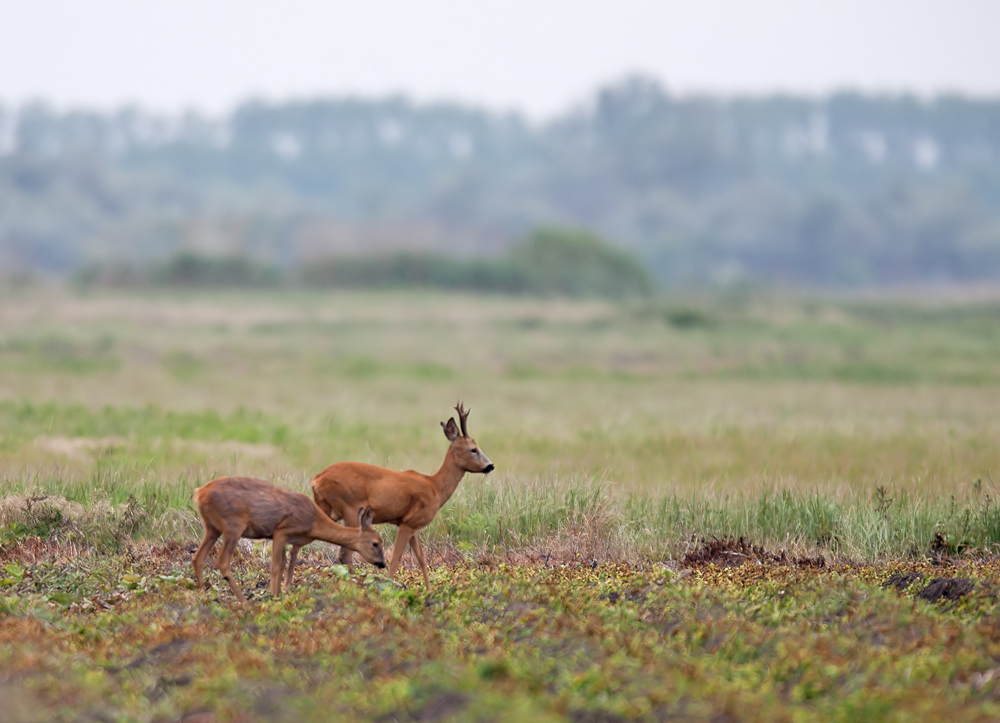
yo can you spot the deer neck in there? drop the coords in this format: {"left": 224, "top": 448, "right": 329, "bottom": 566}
{"left": 429, "top": 447, "right": 467, "bottom": 506}
{"left": 308, "top": 507, "right": 359, "bottom": 547}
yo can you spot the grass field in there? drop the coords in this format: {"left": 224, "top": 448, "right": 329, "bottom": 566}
{"left": 2, "top": 286, "right": 1000, "bottom": 720}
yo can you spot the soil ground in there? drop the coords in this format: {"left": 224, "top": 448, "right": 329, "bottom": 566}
{"left": 3, "top": 540, "right": 1000, "bottom": 722}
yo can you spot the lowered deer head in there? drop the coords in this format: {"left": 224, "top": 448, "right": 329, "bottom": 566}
{"left": 441, "top": 401, "right": 494, "bottom": 474}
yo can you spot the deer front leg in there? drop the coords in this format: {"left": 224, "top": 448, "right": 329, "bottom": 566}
{"left": 336, "top": 506, "right": 362, "bottom": 573}
{"left": 387, "top": 525, "right": 416, "bottom": 580}
{"left": 193, "top": 527, "right": 220, "bottom": 591}
{"left": 216, "top": 529, "right": 248, "bottom": 604}
{"left": 270, "top": 535, "right": 288, "bottom": 597}
{"left": 410, "top": 533, "right": 430, "bottom": 588}
{"left": 285, "top": 544, "right": 302, "bottom": 592}
{"left": 337, "top": 544, "right": 355, "bottom": 573}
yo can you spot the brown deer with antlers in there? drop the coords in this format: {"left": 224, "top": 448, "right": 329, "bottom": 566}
{"left": 192, "top": 476, "right": 385, "bottom": 604}
{"left": 309, "top": 402, "right": 494, "bottom": 587}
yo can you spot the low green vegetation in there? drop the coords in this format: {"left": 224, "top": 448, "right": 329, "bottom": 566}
{"left": 2, "top": 287, "right": 1000, "bottom": 719}
{"left": 3, "top": 548, "right": 1000, "bottom": 721}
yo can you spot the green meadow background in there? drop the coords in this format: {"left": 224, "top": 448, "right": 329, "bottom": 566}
{"left": 2, "top": 286, "right": 999, "bottom": 561}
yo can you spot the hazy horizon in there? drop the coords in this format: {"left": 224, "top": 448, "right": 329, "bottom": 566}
{"left": 2, "top": 0, "right": 999, "bottom": 119}
{"left": 4, "top": 0, "right": 1000, "bottom": 288}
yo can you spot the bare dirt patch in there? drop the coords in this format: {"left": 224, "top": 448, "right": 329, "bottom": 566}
{"left": 681, "top": 537, "right": 826, "bottom": 569}
{"left": 882, "top": 571, "right": 925, "bottom": 593}
{"left": 916, "top": 577, "right": 976, "bottom": 602}
{"left": 882, "top": 571, "right": 980, "bottom": 602}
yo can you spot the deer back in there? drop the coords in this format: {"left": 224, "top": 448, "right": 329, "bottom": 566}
{"left": 312, "top": 462, "right": 432, "bottom": 526}
{"left": 196, "top": 477, "right": 316, "bottom": 539}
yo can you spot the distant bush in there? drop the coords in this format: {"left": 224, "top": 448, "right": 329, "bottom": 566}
{"left": 71, "top": 262, "right": 144, "bottom": 289}
{"left": 71, "top": 229, "right": 654, "bottom": 298}
{"left": 664, "top": 307, "right": 716, "bottom": 330}
{"left": 302, "top": 227, "right": 654, "bottom": 298}
{"left": 73, "top": 253, "right": 283, "bottom": 289}
{"left": 508, "top": 228, "right": 655, "bottom": 298}
{"left": 301, "top": 252, "right": 523, "bottom": 292}
{"left": 151, "top": 252, "right": 281, "bottom": 288}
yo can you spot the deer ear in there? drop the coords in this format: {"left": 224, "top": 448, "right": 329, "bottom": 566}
{"left": 441, "top": 418, "right": 460, "bottom": 442}
{"left": 358, "top": 506, "right": 374, "bottom": 529}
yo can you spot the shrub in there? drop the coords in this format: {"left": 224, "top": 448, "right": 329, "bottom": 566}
{"left": 507, "top": 228, "right": 655, "bottom": 298}
{"left": 151, "top": 252, "right": 281, "bottom": 288}
{"left": 302, "top": 227, "right": 655, "bottom": 298}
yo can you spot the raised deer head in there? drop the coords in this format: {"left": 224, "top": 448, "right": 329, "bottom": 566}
{"left": 441, "top": 401, "right": 494, "bottom": 474}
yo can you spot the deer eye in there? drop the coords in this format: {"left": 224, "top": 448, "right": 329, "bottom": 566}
{"left": 471, "top": 448, "right": 479, "bottom": 454}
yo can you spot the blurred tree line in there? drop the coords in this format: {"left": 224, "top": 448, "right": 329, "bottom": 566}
{"left": 75, "top": 228, "right": 655, "bottom": 299}
{"left": 2, "top": 76, "right": 1000, "bottom": 288}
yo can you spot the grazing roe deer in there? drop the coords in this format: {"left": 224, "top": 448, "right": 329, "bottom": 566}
{"left": 310, "top": 402, "right": 494, "bottom": 587}
{"left": 193, "top": 476, "right": 385, "bottom": 604}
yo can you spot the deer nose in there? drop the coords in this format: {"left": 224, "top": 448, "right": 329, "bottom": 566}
{"left": 376, "top": 562, "right": 386, "bottom": 569}
{"left": 483, "top": 463, "right": 495, "bottom": 474}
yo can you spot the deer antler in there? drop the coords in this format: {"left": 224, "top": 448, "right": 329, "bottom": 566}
{"left": 455, "top": 401, "right": 470, "bottom": 437}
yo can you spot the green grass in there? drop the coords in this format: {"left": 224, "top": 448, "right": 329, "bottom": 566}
{"left": 3, "top": 550, "right": 1000, "bottom": 721}
{"left": 4, "top": 287, "right": 1000, "bottom": 719}
{"left": 0, "top": 400, "right": 292, "bottom": 446}
{"left": 1, "top": 288, "right": 1000, "bottom": 561}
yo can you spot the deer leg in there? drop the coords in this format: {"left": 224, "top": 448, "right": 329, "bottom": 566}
{"left": 314, "top": 494, "right": 334, "bottom": 517}
{"left": 270, "top": 534, "right": 288, "bottom": 597}
{"left": 193, "top": 526, "right": 221, "bottom": 591}
{"left": 336, "top": 507, "right": 361, "bottom": 573}
{"left": 216, "top": 529, "right": 248, "bottom": 604}
{"left": 337, "top": 545, "right": 356, "bottom": 572}
{"left": 285, "top": 544, "right": 302, "bottom": 592}
{"left": 387, "top": 524, "right": 415, "bottom": 580}
{"left": 410, "top": 533, "right": 430, "bottom": 588}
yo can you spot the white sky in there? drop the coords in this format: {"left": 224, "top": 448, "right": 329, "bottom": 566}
{"left": 1, "top": 0, "right": 999, "bottom": 118}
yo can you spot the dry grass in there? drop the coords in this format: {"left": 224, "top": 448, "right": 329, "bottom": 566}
{"left": 1, "top": 287, "right": 999, "bottom": 561}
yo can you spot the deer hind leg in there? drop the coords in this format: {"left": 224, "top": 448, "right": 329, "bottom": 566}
{"left": 285, "top": 544, "right": 302, "bottom": 592}
{"left": 314, "top": 494, "right": 334, "bottom": 518}
{"left": 387, "top": 524, "right": 416, "bottom": 580}
{"left": 193, "top": 526, "right": 221, "bottom": 591}
{"left": 410, "top": 533, "right": 430, "bottom": 588}
{"left": 270, "top": 534, "right": 288, "bottom": 597}
{"left": 216, "top": 528, "right": 248, "bottom": 604}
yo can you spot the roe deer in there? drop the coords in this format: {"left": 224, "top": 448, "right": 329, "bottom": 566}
{"left": 192, "top": 476, "right": 385, "bottom": 604}
{"left": 310, "top": 402, "right": 494, "bottom": 587}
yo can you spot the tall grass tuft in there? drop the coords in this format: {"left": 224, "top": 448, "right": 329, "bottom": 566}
{"left": 4, "top": 470, "right": 1000, "bottom": 562}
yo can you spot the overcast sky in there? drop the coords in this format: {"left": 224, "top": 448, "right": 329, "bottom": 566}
{"left": 2, "top": 0, "right": 999, "bottom": 118}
